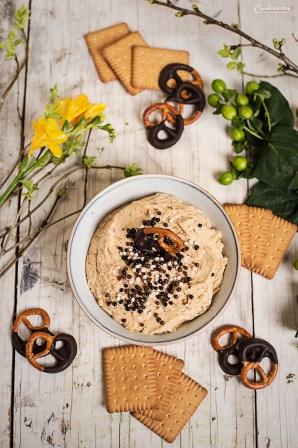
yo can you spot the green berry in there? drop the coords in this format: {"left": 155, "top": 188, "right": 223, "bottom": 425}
{"left": 230, "top": 127, "right": 245, "bottom": 141}
{"left": 236, "top": 93, "right": 249, "bottom": 106}
{"left": 232, "top": 156, "right": 248, "bottom": 171}
{"left": 239, "top": 105, "right": 253, "bottom": 119}
{"left": 208, "top": 93, "right": 220, "bottom": 107}
{"left": 221, "top": 105, "right": 237, "bottom": 120}
{"left": 293, "top": 260, "right": 298, "bottom": 270}
{"left": 245, "top": 81, "right": 260, "bottom": 95}
{"left": 218, "top": 171, "right": 235, "bottom": 185}
{"left": 211, "top": 79, "right": 227, "bottom": 94}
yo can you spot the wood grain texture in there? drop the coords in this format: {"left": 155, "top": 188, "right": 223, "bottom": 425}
{"left": 0, "top": 0, "right": 29, "bottom": 446}
{"left": 0, "top": 0, "right": 296, "bottom": 447}
{"left": 239, "top": 2, "right": 298, "bottom": 447}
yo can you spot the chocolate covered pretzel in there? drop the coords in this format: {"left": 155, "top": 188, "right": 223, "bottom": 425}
{"left": 11, "top": 308, "right": 53, "bottom": 357}
{"left": 238, "top": 338, "right": 278, "bottom": 390}
{"left": 25, "top": 331, "right": 77, "bottom": 374}
{"left": 12, "top": 308, "right": 77, "bottom": 374}
{"left": 143, "top": 102, "right": 184, "bottom": 149}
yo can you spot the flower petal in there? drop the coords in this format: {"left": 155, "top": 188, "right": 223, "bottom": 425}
{"left": 85, "top": 103, "right": 106, "bottom": 120}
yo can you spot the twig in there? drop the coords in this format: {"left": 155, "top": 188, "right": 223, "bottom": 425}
{"left": 82, "top": 129, "right": 92, "bottom": 207}
{"left": 0, "top": 158, "right": 20, "bottom": 190}
{"left": 0, "top": 59, "right": 26, "bottom": 112}
{"left": 149, "top": 0, "right": 298, "bottom": 77}
{"left": 1, "top": 196, "right": 29, "bottom": 255}
{"left": 0, "top": 163, "right": 126, "bottom": 263}
{"left": 0, "top": 166, "right": 81, "bottom": 243}
{"left": 243, "top": 71, "right": 298, "bottom": 79}
{"left": 0, "top": 194, "right": 62, "bottom": 279}
{"left": 27, "top": 200, "right": 32, "bottom": 236}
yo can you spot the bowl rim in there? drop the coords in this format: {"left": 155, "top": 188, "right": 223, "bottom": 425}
{"left": 67, "top": 174, "right": 240, "bottom": 344}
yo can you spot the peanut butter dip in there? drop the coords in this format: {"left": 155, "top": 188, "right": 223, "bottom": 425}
{"left": 86, "top": 193, "right": 227, "bottom": 334}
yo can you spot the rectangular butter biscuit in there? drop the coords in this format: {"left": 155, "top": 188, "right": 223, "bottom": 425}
{"left": 85, "top": 23, "right": 130, "bottom": 82}
{"left": 103, "top": 31, "right": 148, "bottom": 95}
{"left": 103, "top": 345, "right": 157, "bottom": 413}
{"left": 133, "top": 373, "right": 207, "bottom": 443}
{"left": 132, "top": 46, "right": 189, "bottom": 90}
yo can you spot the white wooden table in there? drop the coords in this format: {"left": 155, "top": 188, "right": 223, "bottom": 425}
{"left": 0, "top": 1, "right": 297, "bottom": 447}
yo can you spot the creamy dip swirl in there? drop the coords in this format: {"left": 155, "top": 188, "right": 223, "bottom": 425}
{"left": 86, "top": 193, "right": 227, "bottom": 334}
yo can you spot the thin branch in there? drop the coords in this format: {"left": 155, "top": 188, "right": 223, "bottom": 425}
{"left": 0, "top": 194, "right": 62, "bottom": 279}
{"left": 150, "top": 0, "right": 298, "bottom": 77}
{"left": 0, "top": 158, "right": 20, "bottom": 190}
{"left": 0, "top": 59, "right": 26, "bottom": 112}
{"left": 0, "top": 163, "right": 126, "bottom": 262}
{"left": 82, "top": 129, "right": 92, "bottom": 207}
{"left": 243, "top": 71, "right": 298, "bottom": 79}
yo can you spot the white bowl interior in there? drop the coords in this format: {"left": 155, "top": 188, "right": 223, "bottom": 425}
{"left": 67, "top": 175, "right": 239, "bottom": 344}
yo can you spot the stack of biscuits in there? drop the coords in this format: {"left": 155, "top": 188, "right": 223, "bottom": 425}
{"left": 224, "top": 204, "right": 297, "bottom": 279}
{"left": 103, "top": 345, "right": 207, "bottom": 443}
{"left": 85, "top": 23, "right": 189, "bottom": 94}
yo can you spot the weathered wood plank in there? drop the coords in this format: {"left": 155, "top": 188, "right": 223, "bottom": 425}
{"left": 0, "top": 0, "right": 29, "bottom": 446}
{"left": 11, "top": 0, "right": 256, "bottom": 447}
{"left": 239, "top": 2, "right": 298, "bottom": 448}
{"left": 3, "top": 0, "right": 297, "bottom": 447}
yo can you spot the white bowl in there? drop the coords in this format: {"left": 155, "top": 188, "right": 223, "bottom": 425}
{"left": 67, "top": 174, "right": 240, "bottom": 345}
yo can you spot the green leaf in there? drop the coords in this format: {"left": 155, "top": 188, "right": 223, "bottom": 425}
{"left": 236, "top": 62, "right": 245, "bottom": 73}
{"left": 175, "top": 11, "right": 184, "bottom": 17}
{"left": 230, "top": 47, "right": 241, "bottom": 60}
{"left": 124, "top": 164, "right": 143, "bottom": 177}
{"left": 273, "top": 37, "right": 286, "bottom": 50}
{"left": 217, "top": 45, "right": 230, "bottom": 58}
{"left": 252, "top": 125, "right": 298, "bottom": 190}
{"left": 231, "top": 116, "right": 244, "bottom": 129}
{"left": 259, "top": 81, "right": 294, "bottom": 128}
{"left": 8, "top": 31, "right": 16, "bottom": 40}
{"left": 20, "top": 179, "right": 38, "bottom": 199}
{"left": 83, "top": 155, "right": 96, "bottom": 168}
{"left": 99, "top": 123, "right": 116, "bottom": 143}
{"left": 192, "top": 4, "right": 200, "bottom": 12}
{"left": 227, "top": 61, "right": 237, "bottom": 70}
{"left": 246, "top": 182, "right": 298, "bottom": 224}
{"left": 222, "top": 88, "right": 237, "bottom": 101}
{"left": 15, "top": 5, "right": 29, "bottom": 29}
{"left": 19, "top": 155, "right": 31, "bottom": 173}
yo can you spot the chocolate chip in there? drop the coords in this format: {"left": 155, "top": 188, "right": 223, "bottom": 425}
{"left": 157, "top": 211, "right": 162, "bottom": 215}
{"left": 163, "top": 223, "right": 168, "bottom": 227}
{"left": 112, "top": 302, "right": 117, "bottom": 306}
{"left": 198, "top": 223, "right": 202, "bottom": 228}
{"left": 121, "top": 318, "right": 126, "bottom": 323}
{"left": 139, "top": 323, "right": 144, "bottom": 327}
{"left": 169, "top": 301, "right": 173, "bottom": 305}
{"left": 107, "top": 301, "right": 112, "bottom": 306}
{"left": 194, "top": 245, "right": 200, "bottom": 250}
{"left": 188, "top": 294, "right": 194, "bottom": 299}
{"left": 211, "top": 272, "right": 215, "bottom": 277}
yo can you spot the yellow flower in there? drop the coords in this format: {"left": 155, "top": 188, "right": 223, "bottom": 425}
{"left": 57, "top": 94, "right": 90, "bottom": 122}
{"left": 84, "top": 103, "right": 106, "bottom": 120}
{"left": 29, "top": 117, "right": 68, "bottom": 158}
